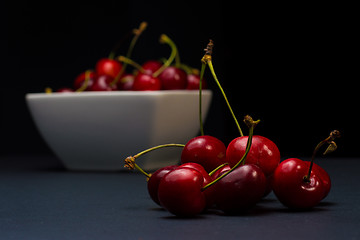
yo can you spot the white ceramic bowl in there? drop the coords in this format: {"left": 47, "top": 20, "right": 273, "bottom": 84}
{"left": 26, "top": 90, "right": 212, "bottom": 171}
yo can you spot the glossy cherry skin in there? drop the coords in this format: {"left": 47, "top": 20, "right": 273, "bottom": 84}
{"left": 147, "top": 165, "right": 178, "bottom": 206}
{"left": 73, "top": 71, "right": 96, "bottom": 90}
{"left": 158, "top": 66, "right": 187, "bottom": 90}
{"left": 95, "top": 58, "right": 122, "bottom": 79}
{"left": 178, "top": 162, "right": 215, "bottom": 208}
{"left": 89, "top": 75, "right": 117, "bottom": 91}
{"left": 179, "top": 162, "right": 209, "bottom": 178}
{"left": 158, "top": 167, "right": 206, "bottom": 217}
{"left": 181, "top": 135, "right": 227, "bottom": 173}
{"left": 186, "top": 74, "right": 207, "bottom": 90}
{"left": 306, "top": 161, "right": 331, "bottom": 200}
{"left": 117, "top": 73, "right": 135, "bottom": 90}
{"left": 213, "top": 164, "right": 267, "bottom": 214}
{"left": 226, "top": 135, "right": 280, "bottom": 177}
{"left": 132, "top": 73, "right": 161, "bottom": 91}
{"left": 141, "top": 60, "right": 162, "bottom": 75}
{"left": 272, "top": 158, "right": 328, "bottom": 209}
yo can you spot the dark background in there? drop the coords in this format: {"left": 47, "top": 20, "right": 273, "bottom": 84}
{"left": 1, "top": 1, "right": 358, "bottom": 160}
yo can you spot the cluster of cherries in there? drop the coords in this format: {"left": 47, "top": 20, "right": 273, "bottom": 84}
{"left": 52, "top": 22, "right": 206, "bottom": 93}
{"left": 124, "top": 40, "right": 340, "bottom": 217}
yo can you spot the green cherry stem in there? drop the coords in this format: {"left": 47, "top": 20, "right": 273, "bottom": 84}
{"left": 198, "top": 62, "right": 206, "bottom": 136}
{"left": 124, "top": 143, "right": 185, "bottom": 178}
{"left": 304, "top": 130, "right": 341, "bottom": 182}
{"left": 133, "top": 143, "right": 185, "bottom": 159}
{"left": 75, "top": 69, "right": 92, "bottom": 92}
{"left": 202, "top": 40, "right": 244, "bottom": 137}
{"left": 124, "top": 156, "right": 151, "bottom": 178}
{"left": 117, "top": 56, "right": 145, "bottom": 73}
{"left": 152, "top": 34, "right": 177, "bottom": 77}
{"left": 202, "top": 115, "right": 259, "bottom": 191}
{"left": 208, "top": 163, "right": 229, "bottom": 177}
{"left": 111, "top": 21, "right": 147, "bottom": 86}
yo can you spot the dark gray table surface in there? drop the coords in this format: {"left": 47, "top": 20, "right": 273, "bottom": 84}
{"left": 1, "top": 155, "right": 359, "bottom": 240}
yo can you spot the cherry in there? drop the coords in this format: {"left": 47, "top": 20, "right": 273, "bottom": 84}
{"left": 95, "top": 58, "right": 122, "bottom": 79}
{"left": 73, "top": 70, "right": 96, "bottom": 91}
{"left": 202, "top": 115, "right": 266, "bottom": 213}
{"left": 213, "top": 164, "right": 266, "bottom": 214}
{"left": 157, "top": 167, "right": 207, "bottom": 217}
{"left": 132, "top": 73, "right": 161, "bottom": 91}
{"left": 89, "top": 75, "right": 117, "bottom": 91}
{"left": 141, "top": 60, "right": 163, "bottom": 75}
{"left": 272, "top": 130, "right": 340, "bottom": 209}
{"left": 272, "top": 158, "right": 327, "bottom": 209}
{"left": 147, "top": 165, "right": 178, "bottom": 206}
{"left": 226, "top": 135, "right": 281, "bottom": 177}
{"left": 180, "top": 135, "right": 227, "bottom": 173}
{"left": 117, "top": 73, "right": 135, "bottom": 90}
{"left": 186, "top": 73, "right": 207, "bottom": 90}
{"left": 158, "top": 66, "right": 188, "bottom": 90}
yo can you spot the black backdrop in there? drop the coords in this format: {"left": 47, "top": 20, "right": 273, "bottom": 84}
{"left": 2, "top": 1, "right": 358, "bottom": 159}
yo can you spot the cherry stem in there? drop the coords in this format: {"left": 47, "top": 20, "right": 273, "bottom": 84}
{"left": 304, "top": 130, "right": 341, "bottom": 182}
{"left": 202, "top": 115, "right": 260, "bottom": 191}
{"left": 75, "top": 70, "right": 92, "bottom": 92}
{"left": 208, "top": 163, "right": 229, "bottom": 177}
{"left": 152, "top": 34, "right": 177, "bottom": 77}
{"left": 199, "top": 63, "right": 206, "bottom": 136}
{"left": 117, "top": 56, "right": 145, "bottom": 73}
{"left": 201, "top": 40, "right": 244, "bottom": 137}
{"left": 111, "top": 22, "right": 147, "bottom": 86}
{"left": 124, "top": 156, "right": 151, "bottom": 178}
{"left": 124, "top": 143, "right": 185, "bottom": 178}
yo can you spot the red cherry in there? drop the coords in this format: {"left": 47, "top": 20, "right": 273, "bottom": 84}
{"left": 141, "top": 60, "right": 163, "bottom": 75}
{"left": 95, "top": 58, "right": 122, "bottom": 79}
{"left": 226, "top": 135, "right": 280, "bottom": 177}
{"left": 158, "top": 66, "right": 187, "bottom": 90}
{"left": 73, "top": 71, "right": 96, "bottom": 90}
{"left": 147, "top": 165, "right": 178, "bottom": 206}
{"left": 89, "top": 75, "right": 117, "bottom": 91}
{"left": 132, "top": 73, "right": 161, "bottom": 91}
{"left": 117, "top": 73, "right": 135, "bottom": 90}
{"left": 213, "top": 164, "right": 267, "bottom": 214}
{"left": 272, "top": 158, "right": 328, "bottom": 209}
{"left": 181, "top": 135, "right": 227, "bottom": 173}
{"left": 157, "top": 167, "right": 207, "bottom": 217}
{"left": 186, "top": 74, "right": 207, "bottom": 90}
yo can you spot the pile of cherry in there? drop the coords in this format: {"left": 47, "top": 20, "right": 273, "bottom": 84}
{"left": 126, "top": 127, "right": 339, "bottom": 217}
{"left": 124, "top": 39, "right": 341, "bottom": 217}
{"left": 125, "top": 40, "right": 340, "bottom": 217}
{"left": 52, "top": 22, "right": 206, "bottom": 93}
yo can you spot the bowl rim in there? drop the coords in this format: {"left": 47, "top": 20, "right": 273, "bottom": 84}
{"left": 26, "top": 90, "right": 212, "bottom": 99}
